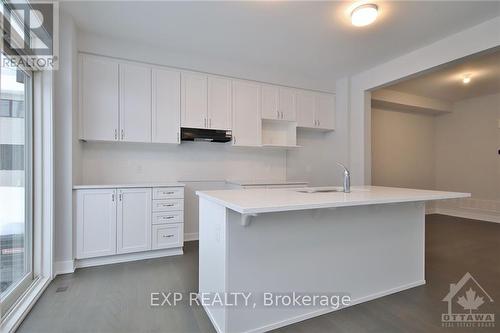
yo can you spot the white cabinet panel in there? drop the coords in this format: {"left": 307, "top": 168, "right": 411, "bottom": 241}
{"left": 152, "top": 199, "right": 184, "bottom": 212}
{"left": 279, "top": 87, "right": 296, "bottom": 121}
{"left": 153, "top": 187, "right": 184, "bottom": 200}
{"left": 152, "top": 211, "right": 183, "bottom": 225}
{"left": 152, "top": 223, "right": 184, "bottom": 250}
{"left": 80, "top": 55, "right": 119, "bottom": 141}
{"left": 296, "top": 90, "right": 316, "bottom": 127}
{"left": 119, "top": 63, "right": 152, "bottom": 142}
{"left": 208, "top": 76, "right": 232, "bottom": 130}
{"left": 181, "top": 72, "right": 207, "bottom": 129}
{"left": 232, "top": 80, "right": 262, "bottom": 146}
{"left": 117, "top": 188, "right": 152, "bottom": 254}
{"left": 76, "top": 189, "right": 117, "bottom": 259}
{"left": 316, "top": 93, "right": 335, "bottom": 130}
{"left": 152, "top": 68, "right": 181, "bottom": 143}
{"left": 261, "top": 84, "right": 279, "bottom": 120}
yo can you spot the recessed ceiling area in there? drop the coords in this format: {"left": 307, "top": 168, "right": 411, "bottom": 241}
{"left": 386, "top": 49, "right": 500, "bottom": 102}
{"left": 62, "top": 1, "right": 500, "bottom": 86}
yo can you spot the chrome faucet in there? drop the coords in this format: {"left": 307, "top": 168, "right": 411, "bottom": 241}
{"left": 336, "top": 162, "right": 351, "bottom": 193}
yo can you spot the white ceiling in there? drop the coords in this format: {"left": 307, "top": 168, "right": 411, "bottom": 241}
{"left": 386, "top": 49, "right": 500, "bottom": 102}
{"left": 62, "top": 1, "right": 500, "bottom": 86}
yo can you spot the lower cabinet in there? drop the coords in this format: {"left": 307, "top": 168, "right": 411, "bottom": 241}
{"left": 75, "top": 186, "right": 184, "bottom": 262}
{"left": 117, "top": 188, "right": 152, "bottom": 254}
{"left": 76, "top": 189, "right": 117, "bottom": 259}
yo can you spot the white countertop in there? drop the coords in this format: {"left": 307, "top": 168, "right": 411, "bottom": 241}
{"left": 196, "top": 186, "right": 470, "bottom": 214}
{"left": 73, "top": 182, "right": 184, "bottom": 190}
{"left": 225, "top": 179, "right": 308, "bottom": 186}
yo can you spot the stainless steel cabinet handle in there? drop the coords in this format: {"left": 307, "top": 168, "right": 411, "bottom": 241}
{"left": 162, "top": 234, "right": 174, "bottom": 238}
{"left": 114, "top": 129, "right": 117, "bottom": 140}
{"left": 163, "top": 191, "right": 174, "bottom": 195}
{"left": 162, "top": 203, "right": 174, "bottom": 207}
{"left": 112, "top": 193, "right": 115, "bottom": 202}
{"left": 121, "top": 129, "right": 124, "bottom": 140}
{"left": 119, "top": 193, "right": 122, "bottom": 201}
{"left": 162, "top": 216, "right": 174, "bottom": 220}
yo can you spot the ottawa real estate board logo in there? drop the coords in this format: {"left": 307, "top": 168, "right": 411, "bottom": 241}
{"left": 1, "top": 1, "right": 59, "bottom": 70}
{"left": 442, "top": 272, "right": 495, "bottom": 328}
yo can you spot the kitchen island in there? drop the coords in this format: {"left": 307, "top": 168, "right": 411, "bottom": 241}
{"left": 196, "top": 186, "right": 469, "bottom": 333}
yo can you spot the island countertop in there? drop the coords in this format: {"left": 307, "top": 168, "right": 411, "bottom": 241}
{"left": 196, "top": 185, "right": 470, "bottom": 214}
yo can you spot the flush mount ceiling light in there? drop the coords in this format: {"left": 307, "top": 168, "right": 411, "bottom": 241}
{"left": 351, "top": 3, "right": 379, "bottom": 27}
{"left": 462, "top": 74, "right": 472, "bottom": 84}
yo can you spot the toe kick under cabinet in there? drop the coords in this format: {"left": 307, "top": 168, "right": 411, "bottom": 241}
{"left": 74, "top": 184, "right": 184, "bottom": 267}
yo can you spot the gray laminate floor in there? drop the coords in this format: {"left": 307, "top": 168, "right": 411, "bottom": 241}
{"left": 18, "top": 214, "right": 500, "bottom": 333}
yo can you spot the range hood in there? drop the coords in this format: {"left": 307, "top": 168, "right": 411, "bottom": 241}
{"left": 181, "top": 127, "right": 232, "bottom": 143}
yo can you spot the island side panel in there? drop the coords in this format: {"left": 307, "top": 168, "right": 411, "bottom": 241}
{"left": 199, "top": 197, "right": 228, "bottom": 333}
{"left": 225, "top": 202, "right": 426, "bottom": 333}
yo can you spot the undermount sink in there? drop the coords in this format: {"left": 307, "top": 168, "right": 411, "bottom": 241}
{"left": 294, "top": 187, "right": 344, "bottom": 194}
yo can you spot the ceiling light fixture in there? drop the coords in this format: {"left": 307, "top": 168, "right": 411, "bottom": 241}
{"left": 351, "top": 3, "right": 378, "bottom": 27}
{"left": 462, "top": 74, "right": 471, "bottom": 84}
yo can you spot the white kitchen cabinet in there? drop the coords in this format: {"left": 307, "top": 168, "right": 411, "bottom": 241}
{"left": 152, "top": 223, "right": 184, "bottom": 250}
{"left": 117, "top": 188, "right": 152, "bottom": 254}
{"left": 315, "top": 93, "right": 335, "bottom": 130}
{"left": 79, "top": 55, "right": 119, "bottom": 141}
{"left": 296, "top": 90, "right": 316, "bottom": 127}
{"left": 152, "top": 68, "right": 181, "bottom": 143}
{"left": 296, "top": 91, "right": 335, "bottom": 130}
{"left": 181, "top": 72, "right": 207, "bottom": 129}
{"left": 119, "top": 63, "right": 152, "bottom": 142}
{"left": 232, "top": 80, "right": 262, "bottom": 146}
{"left": 208, "top": 76, "right": 232, "bottom": 130}
{"left": 76, "top": 189, "right": 117, "bottom": 259}
{"left": 279, "top": 87, "right": 296, "bottom": 121}
{"left": 261, "top": 85, "right": 295, "bottom": 121}
{"left": 261, "top": 84, "right": 279, "bottom": 120}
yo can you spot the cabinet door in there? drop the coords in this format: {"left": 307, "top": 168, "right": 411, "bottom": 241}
{"left": 181, "top": 72, "right": 207, "bottom": 128}
{"left": 152, "top": 68, "right": 181, "bottom": 143}
{"left": 119, "top": 63, "right": 152, "bottom": 142}
{"left": 117, "top": 188, "right": 152, "bottom": 254}
{"left": 80, "top": 55, "right": 119, "bottom": 141}
{"left": 208, "top": 76, "right": 232, "bottom": 130}
{"left": 232, "top": 80, "right": 262, "bottom": 146}
{"left": 76, "top": 189, "right": 117, "bottom": 259}
{"left": 296, "top": 90, "right": 316, "bottom": 128}
{"left": 315, "top": 93, "right": 335, "bottom": 130}
{"left": 279, "top": 87, "right": 296, "bottom": 121}
{"left": 261, "top": 84, "right": 279, "bottom": 120}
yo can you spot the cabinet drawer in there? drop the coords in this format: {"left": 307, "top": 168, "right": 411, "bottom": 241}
{"left": 152, "top": 211, "right": 183, "bottom": 225}
{"left": 152, "top": 199, "right": 184, "bottom": 212}
{"left": 153, "top": 187, "right": 184, "bottom": 200}
{"left": 152, "top": 223, "right": 183, "bottom": 249}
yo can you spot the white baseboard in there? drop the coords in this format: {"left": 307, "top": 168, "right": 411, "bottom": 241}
{"left": 203, "top": 280, "right": 425, "bottom": 333}
{"left": 185, "top": 232, "right": 199, "bottom": 242}
{"left": 75, "top": 247, "right": 183, "bottom": 269}
{"left": 427, "top": 207, "right": 500, "bottom": 223}
{"left": 53, "top": 260, "right": 75, "bottom": 277}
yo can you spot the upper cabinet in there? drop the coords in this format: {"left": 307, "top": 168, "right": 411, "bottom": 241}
{"left": 152, "top": 68, "right": 181, "bottom": 144}
{"left": 181, "top": 73, "right": 232, "bottom": 130}
{"left": 315, "top": 93, "right": 335, "bottom": 130}
{"left": 232, "top": 80, "right": 261, "bottom": 146}
{"left": 208, "top": 76, "right": 232, "bottom": 130}
{"left": 181, "top": 72, "right": 207, "bottom": 129}
{"left": 261, "top": 85, "right": 296, "bottom": 121}
{"left": 80, "top": 55, "right": 119, "bottom": 141}
{"left": 296, "top": 90, "right": 335, "bottom": 131}
{"left": 119, "top": 63, "right": 152, "bottom": 142}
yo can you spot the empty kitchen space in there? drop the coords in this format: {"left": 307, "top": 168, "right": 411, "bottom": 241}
{"left": 1, "top": 1, "right": 499, "bottom": 333}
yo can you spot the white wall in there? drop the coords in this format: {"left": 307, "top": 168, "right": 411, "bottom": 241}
{"left": 349, "top": 16, "right": 500, "bottom": 185}
{"left": 371, "top": 108, "right": 435, "bottom": 190}
{"left": 435, "top": 93, "right": 500, "bottom": 214}
{"left": 53, "top": 11, "right": 77, "bottom": 271}
{"left": 371, "top": 93, "right": 500, "bottom": 221}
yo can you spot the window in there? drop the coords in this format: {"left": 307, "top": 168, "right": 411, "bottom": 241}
{"left": 0, "top": 52, "right": 33, "bottom": 318}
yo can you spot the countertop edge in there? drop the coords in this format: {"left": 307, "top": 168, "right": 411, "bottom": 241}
{"left": 196, "top": 191, "right": 471, "bottom": 215}
{"left": 73, "top": 182, "right": 185, "bottom": 190}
